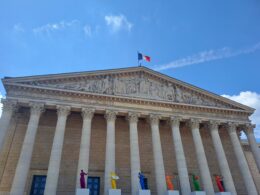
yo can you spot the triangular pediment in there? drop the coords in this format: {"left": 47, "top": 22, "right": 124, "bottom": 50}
{"left": 2, "top": 66, "right": 254, "bottom": 112}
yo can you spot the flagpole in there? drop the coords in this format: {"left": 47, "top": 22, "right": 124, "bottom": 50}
{"left": 138, "top": 51, "right": 142, "bottom": 67}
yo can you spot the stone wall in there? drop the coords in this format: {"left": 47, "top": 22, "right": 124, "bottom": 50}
{"left": 0, "top": 109, "right": 259, "bottom": 195}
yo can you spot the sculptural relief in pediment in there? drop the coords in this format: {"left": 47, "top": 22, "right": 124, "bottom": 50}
{"left": 32, "top": 73, "right": 232, "bottom": 109}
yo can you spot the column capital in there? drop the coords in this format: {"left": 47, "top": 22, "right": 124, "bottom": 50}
{"left": 105, "top": 110, "right": 117, "bottom": 122}
{"left": 244, "top": 124, "right": 256, "bottom": 136}
{"left": 127, "top": 112, "right": 140, "bottom": 123}
{"left": 227, "top": 122, "right": 238, "bottom": 134}
{"left": 190, "top": 118, "right": 202, "bottom": 129}
{"left": 170, "top": 116, "right": 182, "bottom": 127}
{"left": 1, "top": 99, "right": 17, "bottom": 112}
{"left": 149, "top": 114, "right": 161, "bottom": 125}
{"left": 56, "top": 105, "right": 71, "bottom": 117}
{"left": 81, "top": 108, "right": 95, "bottom": 120}
{"left": 209, "top": 120, "right": 221, "bottom": 131}
{"left": 29, "top": 102, "right": 45, "bottom": 116}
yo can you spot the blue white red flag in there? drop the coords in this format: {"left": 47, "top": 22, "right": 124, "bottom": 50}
{"left": 138, "top": 52, "right": 151, "bottom": 62}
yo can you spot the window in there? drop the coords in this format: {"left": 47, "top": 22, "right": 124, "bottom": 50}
{"left": 87, "top": 177, "right": 100, "bottom": 195}
{"left": 30, "top": 175, "right": 46, "bottom": 195}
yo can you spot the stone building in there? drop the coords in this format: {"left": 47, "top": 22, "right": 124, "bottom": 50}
{"left": 0, "top": 66, "right": 259, "bottom": 195}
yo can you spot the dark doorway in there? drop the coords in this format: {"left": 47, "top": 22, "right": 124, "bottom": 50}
{"left": 87, "top": 176, "right": 100, "bottom": 195}
{"left": 30, "top": 175, "right": 46, "bottom": 195}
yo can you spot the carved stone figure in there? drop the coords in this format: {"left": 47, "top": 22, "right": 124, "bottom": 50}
{"left": 139, "top": 75, "right": 149, "bottom": 96}
{"left": 102, "top": 76, "right": 111, "bottom": 94}
{"left": 35, "top": 73, "right": 231, "bottom": 109}
{"left": 114, "top": 77, "right": 126, "bottom": 94}
{"left": 165, "top": 83, "right": 176, "bottom": 101}
{"left": 175, "top": 86, "right": 183, "bottom": 103}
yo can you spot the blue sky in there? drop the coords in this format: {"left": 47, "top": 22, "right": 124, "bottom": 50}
{"left": 0, "top": 0, "right": 260, "bottom": 140}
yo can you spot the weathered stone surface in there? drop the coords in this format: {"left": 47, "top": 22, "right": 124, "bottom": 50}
{"left": 31, "top": 73, "right": 233, "bottom": 108}
{"left": 0, "top": 67, "right": 258, "bottom": 195}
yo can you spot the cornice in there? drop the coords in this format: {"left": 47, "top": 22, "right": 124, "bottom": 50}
{"left": 4, "top": 82, "right": 253, "bottom": 117}
{"left": 2, "top": 66, "right": 254, "bottom": 112}
{"left": 7, "top": 95, "right": 251, "bottom": 125}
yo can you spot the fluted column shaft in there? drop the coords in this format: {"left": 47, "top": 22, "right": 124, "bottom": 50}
{"left": 244, "top": 124, "right": 260, "bottom": 172}
{"left": 209, "top": 122, "right": 236, "bottom": 195}
{"left": 104, "top": 110, "right": 117, "bottom": 195}
{"left": 128, "top": 112, "right": 141, "bottom": 195}
{"left": 44, "top": 106, "right": 71, "bottom": 195}
{"left": 170, "top": 117, "right": 191, "bottom": 195}
{"left": 190, "top": 119, "right": 214, "bottom": 195}
{"left": 0, "top": 99, "right": 17, "bottom": 152}
{"left": 228, "top": 123, "right": 258, "bottom": 195}
{"left": 149, "top": 114, "right": 167, "bottom": 195}
{"left": 10, "top": 103, "right": 44, "bottom": 195}
{"left": 76, "top": 108, "right": 95, "bottom": 189}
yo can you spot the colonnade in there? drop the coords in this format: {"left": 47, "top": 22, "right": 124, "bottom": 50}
{"left": 0, "top": 100, "right": 259, "bottom": 195}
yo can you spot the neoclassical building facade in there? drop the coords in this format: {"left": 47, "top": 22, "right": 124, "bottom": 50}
{"left": 0, "top": 66, "right": 259, "bottom": 195}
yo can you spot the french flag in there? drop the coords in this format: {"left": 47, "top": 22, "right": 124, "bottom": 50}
{"left": 138, "top": 52, "right": 151, "bottom": 62}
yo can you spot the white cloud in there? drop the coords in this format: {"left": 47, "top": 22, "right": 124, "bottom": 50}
{"left": 13, "top": 23, "right": 25, "bottom": 32}
{"left": 83, "top": 25, "right": 92, "bottom": 37}
{"left": 222, "top": 91, "right": 260, "bottom": 139}
{"left": 104, "top": 14, "right": 133, "bottom": 32}
{"left": 154, "top": 42, "right": 260, "bottom": 71}
{"left": 33, "top": 20, "right": 80, "bottom": 35}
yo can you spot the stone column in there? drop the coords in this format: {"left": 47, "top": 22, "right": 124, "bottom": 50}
{"left": 170, "top": 117, "right": 191, "bottom": 195}
{"left": 209, "top": 121, "right": 237, "bottom": 195}
{"left": 149, "top": 114, "right": 167, "bottom": 195}
{"left": 244, "top": 124, "right": 260, "bottom": 172}
{"left": 76, "top": 108, "right": 95, "bottom": 189}
{"left": 0, "top": 99, "right": 17, "bottom": 152}
{"left": 44, "top": 105, "right": 71, "bottom": 195}
{"left": 228, "top": 123, "right": 258, "bottom": 195}
{"left": 104, "top": 110, "right": 117, "bottom": 195}
{"left": 128, "top": 112, "right": 141, "bottom": 195}
{"left": 10, "top": 103, "right": 44, "bottom": 195}
{"left": 190, "top": 119, "right": 214, "bottom": 195}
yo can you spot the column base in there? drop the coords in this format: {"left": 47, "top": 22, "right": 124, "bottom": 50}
{"left": 109, "top": 189, "right": 121, "bottom": 195}
{"left": 190, "top": 192, "right": 206, "bottom": 195}
{"left": 167, "top": 190, "right": 180, "bottom": 195}
{"left": 139, "top": 189, "right": 151, "bottom": 195}
{"left": 215, "top": 193, "right": 231, "bottom": 195}
{"left": 76, "top": 188, "right": 90, "bottom": 195}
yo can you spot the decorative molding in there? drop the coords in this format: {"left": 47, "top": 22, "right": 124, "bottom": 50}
{"left": 127, "top": 112, "right": 140, "bottom": 123}
{"left": 209, "top": 120, "right": 221, "bottom": 131}
{"left": 244, "top": 124, "right": 256, "bottom": 136}
{"left": 6, "top": 93, "right": 251, "bottom": 126}
{"left": 56, "top": 105, "right": 71, "bottom": 117}
{"left": 105, "top": 110, "right": 117, "bottom": 122}
{"left": 28, "top": 73, "right": 235, "bottom": 109}
{"left": 5, "top": 84, "right": 252, "bottom": 118}
{"left": 227, "top": 122, "right": 238, "bottom": 134}
{"left": 149, "top": 114, "right": 161, "bottom": 125}
{"left": 29, "top": 102, "right": 45, "bottom": 116}
{"left": 190, "top": 118, "right": 202, "bottom": 129}
{"left": 169, "top": 116, "right": 182, "bottom": 127}
{"left": 81, "top": 108, "right": 95, "bottom": 120}
{"left": 1, "top": 99, "right": 17, "bottom": 113}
